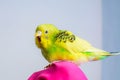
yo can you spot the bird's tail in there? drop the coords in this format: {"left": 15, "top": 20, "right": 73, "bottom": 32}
{"left": 103, "top": 52, "right": 120, "bottom": 56}
{"left": 88, "top": 51, "right": 120, "bottom": 61}
{"left": 109, "top": 52, "right": 120, "bottom": 56}
{"left": 96, "top": 52, "right": 120, "bottom": 61}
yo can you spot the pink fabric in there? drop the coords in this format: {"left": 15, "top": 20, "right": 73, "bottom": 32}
{"left": 28, "top": 61, "right": 87, "bottom": 80}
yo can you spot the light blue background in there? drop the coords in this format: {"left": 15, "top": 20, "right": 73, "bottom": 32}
{"left": 0, "top": 0, "right": 119, "bottom": 80}
{"left": 102, "top": 0, "right": 120, "bottom": 80}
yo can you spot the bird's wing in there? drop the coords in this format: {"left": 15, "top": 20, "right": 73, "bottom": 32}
{"left": 55, "top": 30, "right": 109, "bottom": 61}
{"left": 55, "top": 30, "right": 93, "bottom": 54}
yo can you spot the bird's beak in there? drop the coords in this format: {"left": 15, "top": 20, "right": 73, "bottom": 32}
{"left": 35, "top": 31, "right": 42, "bottom": 42}
{"left": 35, "top": 31, "right": 41, "bottom": 37}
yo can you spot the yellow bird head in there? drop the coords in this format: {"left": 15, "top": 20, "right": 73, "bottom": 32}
{"left": 35, "top": 24, "right": 59, "bottom": 48}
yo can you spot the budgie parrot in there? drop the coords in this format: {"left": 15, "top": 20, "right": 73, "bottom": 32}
{"left": 35, "top": 24, "right": 120, "bottom": 65}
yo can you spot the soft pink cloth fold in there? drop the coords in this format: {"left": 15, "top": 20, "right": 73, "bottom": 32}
{"left": 28, "top": 61, "right": 87, "bottom": 80}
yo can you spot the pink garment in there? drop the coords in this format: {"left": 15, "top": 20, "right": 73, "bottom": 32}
{"left": 28, "top": 61, "right": 87, "bottom": 80}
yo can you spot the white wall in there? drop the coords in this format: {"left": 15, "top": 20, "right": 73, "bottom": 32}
{"left": 0, "top": 0, "right": 102, "bottom": 80}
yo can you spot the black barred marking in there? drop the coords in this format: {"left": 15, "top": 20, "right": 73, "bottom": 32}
{"left": 68, "top": 35, "right": 75, "bottom": 42}
{"left": 56, "top": 31, "right": 75, "bottom": 43}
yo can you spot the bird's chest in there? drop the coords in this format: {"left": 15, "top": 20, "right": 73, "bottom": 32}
{"left": 41, "top": 45, "right": 69, "bottom": 62}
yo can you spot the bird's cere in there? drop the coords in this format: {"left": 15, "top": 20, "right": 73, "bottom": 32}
{"left": 35, "top": 31, "right": 42, "bottom": 37}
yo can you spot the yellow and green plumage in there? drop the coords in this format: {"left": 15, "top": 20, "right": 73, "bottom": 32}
{"left": 35, "top": 24, "right": 120, "bottom": 65}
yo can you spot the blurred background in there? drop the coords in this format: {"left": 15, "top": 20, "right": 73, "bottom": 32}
{"left": 0, "top": 0, "right": 120, "bottom": 80}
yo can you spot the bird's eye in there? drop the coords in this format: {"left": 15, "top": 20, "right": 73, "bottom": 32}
{"left": 45, "top": 30, "right": 48, "bottom": 34}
